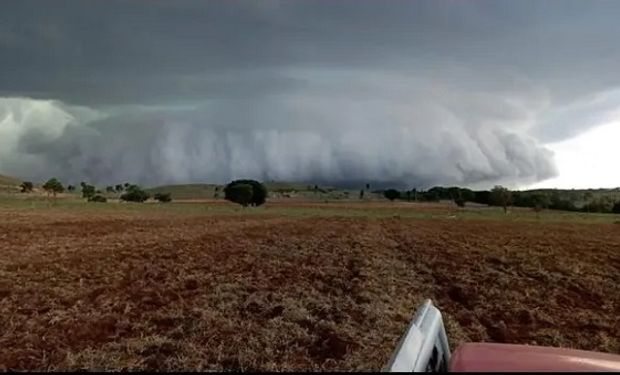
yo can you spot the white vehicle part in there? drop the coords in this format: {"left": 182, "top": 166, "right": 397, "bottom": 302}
{"left": 384, "top": 299, "right": 451, "bottom": 372}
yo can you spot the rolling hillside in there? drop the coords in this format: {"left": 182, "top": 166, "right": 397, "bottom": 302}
{"left": 0, "top": 174, "right": 22, "bottom": 193}
{"left": 0, "top": 174, "right": 21, "bottom": 186}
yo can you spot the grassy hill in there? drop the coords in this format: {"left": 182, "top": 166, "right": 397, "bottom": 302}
{"left": 0, "top": 174, "right": 22, "bottom": 193}
{"left": 0, "top": 174, "right": 21, "bottom": 186}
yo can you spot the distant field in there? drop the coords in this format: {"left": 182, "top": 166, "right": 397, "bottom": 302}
{"left": 0, "top": 195, "right": 618, "bottom": 370}
{"left": 146, "top": 182, "right": 381, "bottom": 201}
{"left": 147, "top": 184, "right": 221, "bottom": 200}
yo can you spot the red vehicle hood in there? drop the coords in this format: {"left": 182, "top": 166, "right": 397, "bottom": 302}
{"left": 450, "top": 343, "right": 620, "bottom": 372}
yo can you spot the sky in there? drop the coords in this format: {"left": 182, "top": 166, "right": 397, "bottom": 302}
{"left": 1, "top": 0, "right": 619, "bottom": 189}
{"left": 529, "top": 122, "right": 620, "bottom": 190}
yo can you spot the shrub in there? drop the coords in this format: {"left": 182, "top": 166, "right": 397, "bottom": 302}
{"left": 120, "top": 185, "right": 150, "bottom": 203}
{"left": 454, "top": 196, "right": 466, "bottom": 207}
{"left": 384, "top": 189, "right": 400, "bottom": 201}
{"left": 88, "top": 195, "right": 107, "bottom": 203}
{"left": 154, "top": 192, "right": 172, "bottom": 203}
{"left": 224, "top": 179, "right": 267, "bottom": 206}
{"left": 611, "top": 202, "right": 620, "bottom": 214}
{"left": 20, "top": 181, "right": 34, "bottom": 193}
{"left": 224, "top": 183, "right": 254, "bottom": 207}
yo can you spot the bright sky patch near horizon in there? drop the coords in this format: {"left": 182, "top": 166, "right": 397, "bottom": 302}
{"left": 529, "top": 122, "right": 620, "bottom": 190}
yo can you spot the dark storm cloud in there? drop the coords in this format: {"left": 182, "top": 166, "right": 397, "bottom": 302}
{"left": 1, "top": 0, "right": 620, "bottom": 187}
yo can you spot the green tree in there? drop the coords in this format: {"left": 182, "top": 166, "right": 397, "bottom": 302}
{"left": 67, "top": 185, "right": 76, "bottom": 192}
{"left": 531, "top": 193, "right": 551, "bottom": 212}
{"left": 80, "top": 182, "right": 96, "bottom": 200}
{"left": 421, "top": 189, "right": 440, "bottom": 202}
{"left": 224, "top": 179, "right": 267, "bottom": 206}
{"left": 42, "top": 178, "right": 64, "bottom": 197}
{"left": 120, "top": 185, "right": 150, "bottom": 203}
{"left": 106, "top": 186, "right": 115, "bottom": 193}
{"left": 549, "top": 192, "right": 578, "bottom": 212}
{"left": 359, "top": 189, "right": 365, "bottom": 199}
{"left": 473, "top": 190, "right": 491, "bottom": 205}
{"left": 460, "top": 188, "right": 475, "bottom": 202}
{"left": 613, "top": 202, "right": 620, "bottom": 214}
{"left": 490, "top": 185, "right": 512, "bottom": 213}
{"left": 115, "top": 184, "right": 124, "bottom": 193}
{"left": 20, "top": 181, "right": 34, "bottom": 193}
{"left": 224, "top": 183, "right": 254, "bottom": 207}
{"left": 384, "top": 189, "right": 400, "bottom": 201}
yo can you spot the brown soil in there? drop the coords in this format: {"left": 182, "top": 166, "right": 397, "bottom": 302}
{"left": 0, "top": 206, "right": 618, "bottom": 370}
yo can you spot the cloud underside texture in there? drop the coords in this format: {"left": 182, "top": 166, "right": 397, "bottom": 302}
{"left": 1, "top": 0, "right": 619, "bottom": 188}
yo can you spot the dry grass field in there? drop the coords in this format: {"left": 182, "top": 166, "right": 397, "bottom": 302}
{"left": 0, "top": 197, "right": 618, "bottom": 370}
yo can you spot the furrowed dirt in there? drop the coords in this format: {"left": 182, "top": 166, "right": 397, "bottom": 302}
{"left": 0, "top": 205, "right": 618, "bottom": 370}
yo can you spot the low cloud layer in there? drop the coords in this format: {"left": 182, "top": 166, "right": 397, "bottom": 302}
{"left": 1, "top": 1, "right": 619, "bottom": 188}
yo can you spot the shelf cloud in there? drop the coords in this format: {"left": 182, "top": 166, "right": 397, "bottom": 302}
{"left": 2, "top": 0, "right": 619, "bottom": 188}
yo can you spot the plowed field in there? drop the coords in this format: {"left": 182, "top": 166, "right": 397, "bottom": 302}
{"left": 0, "top": 202, "right": 618, "bottom": 370}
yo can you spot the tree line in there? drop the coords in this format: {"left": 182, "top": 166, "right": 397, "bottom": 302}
{"left": 18, "top": 177, "right": 268, "bottom": 207}
{"left": 18, "top": 177, "right": 620, "bottom": 214}
{"left": 377, "top": 185, "right": 620, "bottom": 214}
{"left": 20, "top": 178, "right": 171, "bottom": 203}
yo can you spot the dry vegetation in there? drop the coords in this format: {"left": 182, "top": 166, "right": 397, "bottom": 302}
{"left": 0, "top": 200, "right": 618, "bottom": 370}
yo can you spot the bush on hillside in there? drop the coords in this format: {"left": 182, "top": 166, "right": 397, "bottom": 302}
{"left": 88, "top": 195, "right": 107, "bottom": 203}
{"left": 383, "top": 189, "right": 400, "bottom": 201}
{"left": 20, "top": 181, "right": 34, "bottom": 193}
{"left": 154, "top": 192, "right": 172, "bottom": 203}
{"left": 120, "top": 185, "right": 150, "bottom": 203}
{"left": 454, "top": 196, "right": 466, "bottom": 207}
